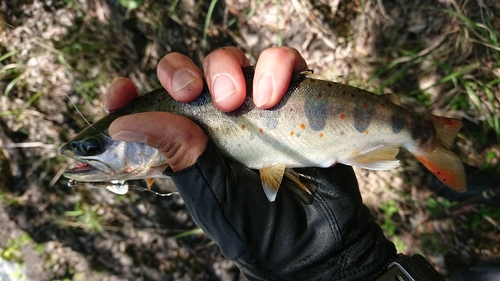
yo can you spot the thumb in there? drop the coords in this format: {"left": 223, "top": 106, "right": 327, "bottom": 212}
{"left": 108, "top": 112, "right": 208, "bottom": 171}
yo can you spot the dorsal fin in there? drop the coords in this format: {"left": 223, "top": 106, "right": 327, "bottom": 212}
{"left": 300, "top": 69, "right": 323, "bottom": 79}
{"left": 382, "top": 93, "right": 401, "bottom": 105}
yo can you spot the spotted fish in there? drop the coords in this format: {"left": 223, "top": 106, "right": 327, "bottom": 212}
{"left": 60, "top": 66, "right": 466, "bottom": 201}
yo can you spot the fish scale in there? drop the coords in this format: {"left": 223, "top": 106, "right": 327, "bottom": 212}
{"left": 61, "top": 66, "right": 466, "bottom": 202}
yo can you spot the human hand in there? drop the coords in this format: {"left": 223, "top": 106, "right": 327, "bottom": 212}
{"left": 106, "top": 46, "right": 307, "bottom": 171}
{"left": 104, "top": 47, "right": 396, "bottom": 280}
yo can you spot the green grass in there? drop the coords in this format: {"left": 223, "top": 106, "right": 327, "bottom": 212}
{"left": 60, "top": 202, "right": 105, "bottom": 233}
{"left": 379, "top": 199, "right": 399, "bottom": 237}
{"left": 0, "top": 50, "right": 25, "bottom": 96}
{"left": 371, "top": 7, "right": 500, "bottom": 143}
{"left": 361, "top": 3, "right": 500, "bottom": 268}
{"left": 425, "top": 197, "right": 455, "bottom": 215}
{"left": 0, "top": 233, "right": 39, "bottom": 263}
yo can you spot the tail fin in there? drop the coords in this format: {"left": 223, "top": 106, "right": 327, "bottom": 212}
{"left": 412, "top": 116, "right": 466, "bottom": 191}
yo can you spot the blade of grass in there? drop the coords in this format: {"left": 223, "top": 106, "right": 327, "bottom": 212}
{"left": 0, "top": 51, "right": 18, "bottom": 62}
{"left": 171, "top": 228, "right": 205, "bottom": 239}
{"left": 202, "top": 0, "right": 218, "bottom": 49}
{"left": 4, "top": 74, "right": 24, "bottom": 96}
{"left": 275, "top": 0, "right": 281, "bottom": 46}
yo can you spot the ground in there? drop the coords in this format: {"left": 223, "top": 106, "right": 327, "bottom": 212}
{"left": 0, "top": 0, "right": 499, "bottom": 280}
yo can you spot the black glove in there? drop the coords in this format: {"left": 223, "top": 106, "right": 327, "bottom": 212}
{"left": 166, "top": 141, "right": 397, "bottom": 281}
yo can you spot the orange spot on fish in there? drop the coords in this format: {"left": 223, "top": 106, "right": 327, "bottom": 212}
{"left": 290, "top": 131, "right": 295, "bottom": 136}
{"left": 259, "top": 128, "right": 263, "bottom": 134}
{"left": 317, "top": 94, "right": 322, "bottom": 100}
{"left": 319, "top": 133, "right": 324, "bottom": 138}
{"left": 300, "top": 123, "right": 306, "bottom": 129}
{"left": 241, "top": 125, "right": 245, "bottom": 130}
{"left": 340, "top": 114, "right": 346, "bottom": 120}
{"left": 363, "top": 103, "right": 368, "bottom": 109}
{"left": 365, "top": 130, "right": 369, "bottom": 134}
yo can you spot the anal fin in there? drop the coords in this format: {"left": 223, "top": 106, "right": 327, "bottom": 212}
{"left": 343, "top": 145, "right": 401, "bottom": 170}
{"left": 260, "top": 164, "right": 286, "bottom": 202}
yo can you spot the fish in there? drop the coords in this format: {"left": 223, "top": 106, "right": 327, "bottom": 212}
{"left": 60, "top": 66, "right": 466, "bottom": 202}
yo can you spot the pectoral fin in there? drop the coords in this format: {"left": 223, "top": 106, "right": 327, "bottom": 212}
{"left": 260, "top": 164, "right": 286, "bottom": 202}
{"left": 343, "top": 145, "right": 401, "bottom": 170}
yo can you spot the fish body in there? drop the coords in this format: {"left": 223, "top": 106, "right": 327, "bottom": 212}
{"left": 61, "top": 67, "right": 466, "bottom": 201}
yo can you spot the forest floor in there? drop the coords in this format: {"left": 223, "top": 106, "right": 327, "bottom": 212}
{"left": 1, "top": 0, "right": 500, "bottom": 280}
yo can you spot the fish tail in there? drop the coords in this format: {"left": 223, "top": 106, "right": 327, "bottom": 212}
{"left": 411, "top": 116, "right": 466, "bottom": 191}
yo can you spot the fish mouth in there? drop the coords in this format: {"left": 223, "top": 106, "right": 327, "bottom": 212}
{"left": 65, "top": 161, "right": 98, "bottom": 174}
{"left": 61, "top": 147, "right": 114, "bottom": 181}
{"left": 63, "top": 156, "right": 114, "bottom": 181}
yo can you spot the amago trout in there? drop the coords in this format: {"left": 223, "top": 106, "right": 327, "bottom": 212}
{"left": 61, "top": 66, "right": 466, "bottom": 201}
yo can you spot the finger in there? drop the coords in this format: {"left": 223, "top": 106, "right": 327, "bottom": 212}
{"left": 203, "top": 46, "right": 250, "bottom": 112}
{"left": 104, "top": 77, "right": 140, "bottom": 112}
{"left": 253, "top": 47, "right": 308, "bottom": 109}
{"left": 109, "top": 112, "right": 208, "bottom": 172}
{"left": 157, "top": 53, "right": 204, "bottom": 102}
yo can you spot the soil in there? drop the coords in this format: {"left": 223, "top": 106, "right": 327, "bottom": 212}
{"left": 0, "top": 0, "right": 499, "bottom": 280}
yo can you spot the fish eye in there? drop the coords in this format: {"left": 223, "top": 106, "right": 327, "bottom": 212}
{"left": 80, "top": 137, "right": 103, "bottom": 156}
{"left": 69, "top": 137, "right": 105, "bottom": 156}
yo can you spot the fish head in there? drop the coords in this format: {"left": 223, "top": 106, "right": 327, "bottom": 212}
{"left": 61, "top": 116, "right": 169, "bottom": 183}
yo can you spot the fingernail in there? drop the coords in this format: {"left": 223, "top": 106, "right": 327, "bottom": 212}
{"left": 213, "top": 74, "right": 237, "bottom": 103}
{"left": 254, "top": 73, "right": 273, "bottom": 107}
{"left": 111, "top": 131, "right": 147, "bottom": 143}
{"left": 172, "top": 70, "right": 196, "bottom": 92}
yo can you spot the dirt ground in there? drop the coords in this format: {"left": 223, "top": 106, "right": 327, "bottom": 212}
{"left": 1, "top": 0, "right": 499, "bottom": 280}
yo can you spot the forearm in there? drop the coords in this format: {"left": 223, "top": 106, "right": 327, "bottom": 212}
{"left": 166, "top": 141, "right": 397, "bottom": 280}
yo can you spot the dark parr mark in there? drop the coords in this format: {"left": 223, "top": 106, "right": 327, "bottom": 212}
{"left": 353, "top": 100, "right": 374, "bottom": 133}
{"left": 391, "top": 109, "right": 406, "bottom": 134}
{"left": 260, "top": 110, "right": 279, "bottom": 130}
{"left": 412, "top": 116, "right": 435, "bottom": 147}
{"left": 305, "top": 89, "right": 327, "bottom": 131}
{"left": 411, "top": 117, "right": 424, "bottom": 140}
{"left": 256, "top": 89, "right": 294, "bottom": 130}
